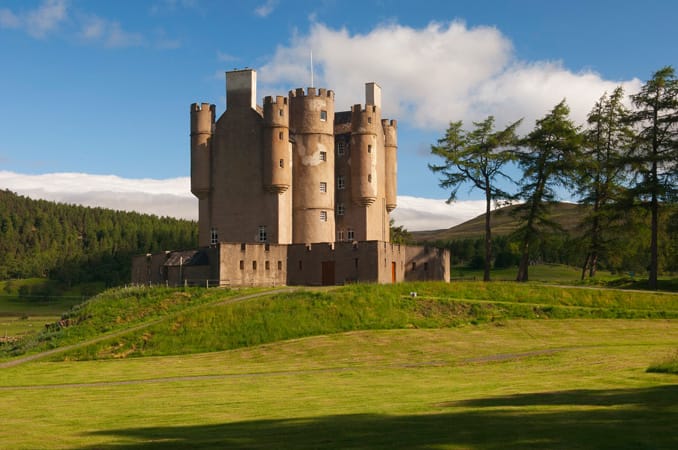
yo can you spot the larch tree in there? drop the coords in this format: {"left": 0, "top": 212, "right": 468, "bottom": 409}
{"left": 629, "top": 66, "right": 678, "bottom": 289}
{"left": 576, "top": 87, "right": 634, "bottom": 279}
{"left": 513, "top": 100, "right": 581, "bottom": 282}
{"left": 430, "top": 116, "right": 521, "bottom": 281}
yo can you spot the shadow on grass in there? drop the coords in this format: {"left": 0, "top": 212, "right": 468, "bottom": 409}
{"left": 79, "top": 385, "right": 677, "bottom": 449}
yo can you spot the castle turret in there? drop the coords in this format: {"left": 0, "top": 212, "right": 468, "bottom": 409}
{"left": 289, "top": 87, "right": 335, "bottom": 243}
{"left": 350, "top": 104, "right": 380, "bottom": 206}
{"left": 383, "top": 119, "right": 397, "bottom": 212}
{"left": 190, "top": 102, "right": 215, "bottom": 247}
{"left": 263, "top": 96, "right": 291, "bottom": 193}
{"left": 190, "top": 102, "right": 215, "bottom": 199}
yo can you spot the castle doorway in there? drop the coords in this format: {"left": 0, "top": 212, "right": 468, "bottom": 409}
{"left": 391, "top": 261, "right": 396, "bottom": 283}
{"left": 321, "top": 261, "right": 335, "bottom": 285}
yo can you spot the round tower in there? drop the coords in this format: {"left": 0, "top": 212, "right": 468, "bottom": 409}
{"left": 289, "top": 87, "right": 335, "bottom": 243}
{"left": 382, "top": 119, "right": 398, "bottom": 212}
{"left": 263, "top": 95, "right": 291, "bottom": 193}
{"left": 350, "top": 104, "right": 380, "bottom": 206}
{"left": 190, "top": 102, "right": 215, "bottom": 199}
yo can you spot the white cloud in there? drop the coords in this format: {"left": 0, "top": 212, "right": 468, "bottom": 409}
{"left": 0, "top": 0, "right": 68, "bottom": 38}
{"left": 0, "top": 171, "right": 197, "bottom": 220}
{"left": 25, "top": 0, "right": 67, "bottom": 38}
{"left": 259, "top": 21, "right": 642, "bottom": 133}
{"left": 78, "top": 15, "right": 144, "bottom": 48}
{"left": 0, "top": 171, "right": 484, "bottom": 231}
{"left": 391, "top": 196, "right": 486, "bottom": 231}
{"left": 254, "top": 0, "right": 278, "bottom": 18}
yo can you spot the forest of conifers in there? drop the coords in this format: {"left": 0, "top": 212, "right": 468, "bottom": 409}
{"left": 0, "top": 190, "right": 197, "bottom": 286}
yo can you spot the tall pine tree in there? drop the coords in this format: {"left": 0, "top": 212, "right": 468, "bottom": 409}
{"left": 430, "top": 116, "right": 521, "bottom": 281}
{"left": 513, "top": 100, "right": 581, "bottom": 282}
{"left": 577, "top": 87, "right": 634, "bottom": 279}
{"left": 629, "top": 66, "right": 678, "bottom": 289}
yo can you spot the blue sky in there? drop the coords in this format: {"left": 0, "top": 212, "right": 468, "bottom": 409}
{"left": 0, "top": 0, "right": 675, "bottom": 229}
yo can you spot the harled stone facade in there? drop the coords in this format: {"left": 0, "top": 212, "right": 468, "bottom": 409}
{"left": 131, "top": 69, "right": 449, "bottom": 287}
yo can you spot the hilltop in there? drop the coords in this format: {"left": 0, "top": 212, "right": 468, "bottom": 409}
{"left": 411, "top": 202, "right": 586, "bottom": 242}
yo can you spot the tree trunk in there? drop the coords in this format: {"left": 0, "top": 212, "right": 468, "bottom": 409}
{"left": 581, "top": 253, "right": 590, "bottom": 281}
{"left": 649, "top": 185, "right": 659, "bottom": 290}
{"left": 589, "top": 253, "right": 598, "bottom": 278}
{"left": 516, "top": 241, "right": 529, "bottom": 282}
{"left": 483, "top": 184, "right": 491, "bottom": 282}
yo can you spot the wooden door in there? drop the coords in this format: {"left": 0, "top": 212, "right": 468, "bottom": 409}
{"left": 391, "top": 261, "right": 396, "bottom": 283}
{"left": 321, "top": 261, "right": 335, "bottom": 286}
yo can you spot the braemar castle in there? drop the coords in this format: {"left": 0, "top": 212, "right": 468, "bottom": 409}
{"left": 132, "top": 69, "right": 449, "bottom": 286}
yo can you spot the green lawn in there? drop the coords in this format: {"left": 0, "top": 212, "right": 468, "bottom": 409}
{"left": 0, "top": 319, "right": 676, "bottom": 449}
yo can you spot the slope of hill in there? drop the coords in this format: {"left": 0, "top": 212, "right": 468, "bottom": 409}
{"left": 0, "top": 190, "right": 197, "bottom": 285}
{"left": 411, "top": 202, "right": 587, "bottom": 242}
{"left": 3, "top": 283, "right": 675, "bottom": 363}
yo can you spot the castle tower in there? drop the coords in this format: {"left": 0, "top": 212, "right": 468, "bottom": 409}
{"left": 350, "top": 103, "right": 379, "bottom": 206}
{"left": 263, "top": 96, "right": 291, "bottom": 193}
{"left": 190, "top": 102, "right": 215, "bottom": 246}
{"left": 383, "top": 119, "right": 398, "bottom": 212}
{"left": 289, "top": 87, "right": 335, "bottom": 243}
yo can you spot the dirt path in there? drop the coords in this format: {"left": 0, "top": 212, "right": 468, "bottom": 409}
{"left": 0, "top": 287, "right": 296, "bottom": 369}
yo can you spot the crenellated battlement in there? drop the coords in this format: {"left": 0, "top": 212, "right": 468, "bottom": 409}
{"left": 190, "top": 102, "right": 216, "bottom": 113}
{"left": 289, "top": 87, "right": 335, "bottom": 99}
{"left": 381, "top": 119, "right": 397, "bottom": 128}
{"left": 263, "top": 95, "right": 288, "bottom": 106}
{"left": 350, "top": 104, "right": 380, "bottom": 134}
{"left": 263, "top": 95, "right": 289, "bottom": 126}
{"left": 351, "top": 104, "right": 379, "bottom": 114}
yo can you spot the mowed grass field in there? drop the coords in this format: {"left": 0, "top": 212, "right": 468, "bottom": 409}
{"left": 0, "top": 283, "right": 676, "bottom": 449}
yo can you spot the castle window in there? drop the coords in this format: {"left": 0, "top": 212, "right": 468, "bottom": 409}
{"left": 279, "top": 131, "right": 284, "bottom": 140}
{"left": 368, "top": 117, "right": 372, "bottom": 124}
{"left": 265, "top": 261, "right": 270, "bottom": 270}
{"left": 354, "top": 258, "right": 359, "bottom": 268}
{"left": 336, "top": 203, "right": 345, "bottom": 216}
{"left": 368, "top": 174, "right": 372, "bottom": 183}
{"left": 299, "top": 260, "right": 303, "bottom": 270}
{"left": 367, "top": 145, "right": 372, "bottom": 153}
{"left": 337, "top": 141, "right": 345, "bottom": 156}
{"left": 337, "top": 176, "right": 345, "bottom": 190}
{"left": 279, "top": 159, "right": 284, "bottom": 168}
{"left": 278, "top": 261, "right": 282, "bottom": 270}
{"left": 337, "top": 229, "right": 345, "bottom": 241}
{"left": 210, "top": 228, "right": 218, "bottom": 245}
{"left": 412, "top": 262, "right": 416, "bottom": 270}
{"left": 279, "top": 109, "right": 284, "bottom": 117}
{"left": 347, "top": 228, "right": 354, "bottom": 240}
{"left": 424, "top": 262, "right": 429, "bottom": 271}
{"left": 258, "top": 226, "right": 267, "bottom": 242}
{"left": 320, "top": 210, "right": 328, "bottom": 222}
{"left": 253, "top": 261, "right": 257, "bottom": 270}
{"left": 320, "top": 110, "right": 327, "bottom": 121}
{"left": 320, "top": 182, "right": 327, "bottom": 193}
{"left": 239, "top": 260, "right": 244, "bottom": 270}
{"left": 319, "top": 151, "right": 327, "bottom": 161}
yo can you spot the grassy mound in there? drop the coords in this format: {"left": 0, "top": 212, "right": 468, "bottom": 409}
{"left": 50, "top": 282, "right": 678, "bottom": 361}
{"left": 1, "top": 285, "right": 258, "bottom": 359}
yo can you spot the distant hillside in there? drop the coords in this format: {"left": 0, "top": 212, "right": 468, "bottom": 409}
{"left": 411, "top": 202, "right": 587, "bottom": 242}
{"left": 0, "top": 190, "right": 198, "bottom": 285}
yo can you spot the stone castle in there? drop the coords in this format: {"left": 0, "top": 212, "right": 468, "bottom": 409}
{"left": 132, "top": 69, "right": 449, "bottom": 286}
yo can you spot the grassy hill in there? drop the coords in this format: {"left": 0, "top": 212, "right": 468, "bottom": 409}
{"left": 3, "top": 282, "right": 676, "bottom": 362}
{"left": 0, "top": 283, "right": 676, "bottom": 448}
{"left": 411, "top": 202, "right": 586, "bottom": 242}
